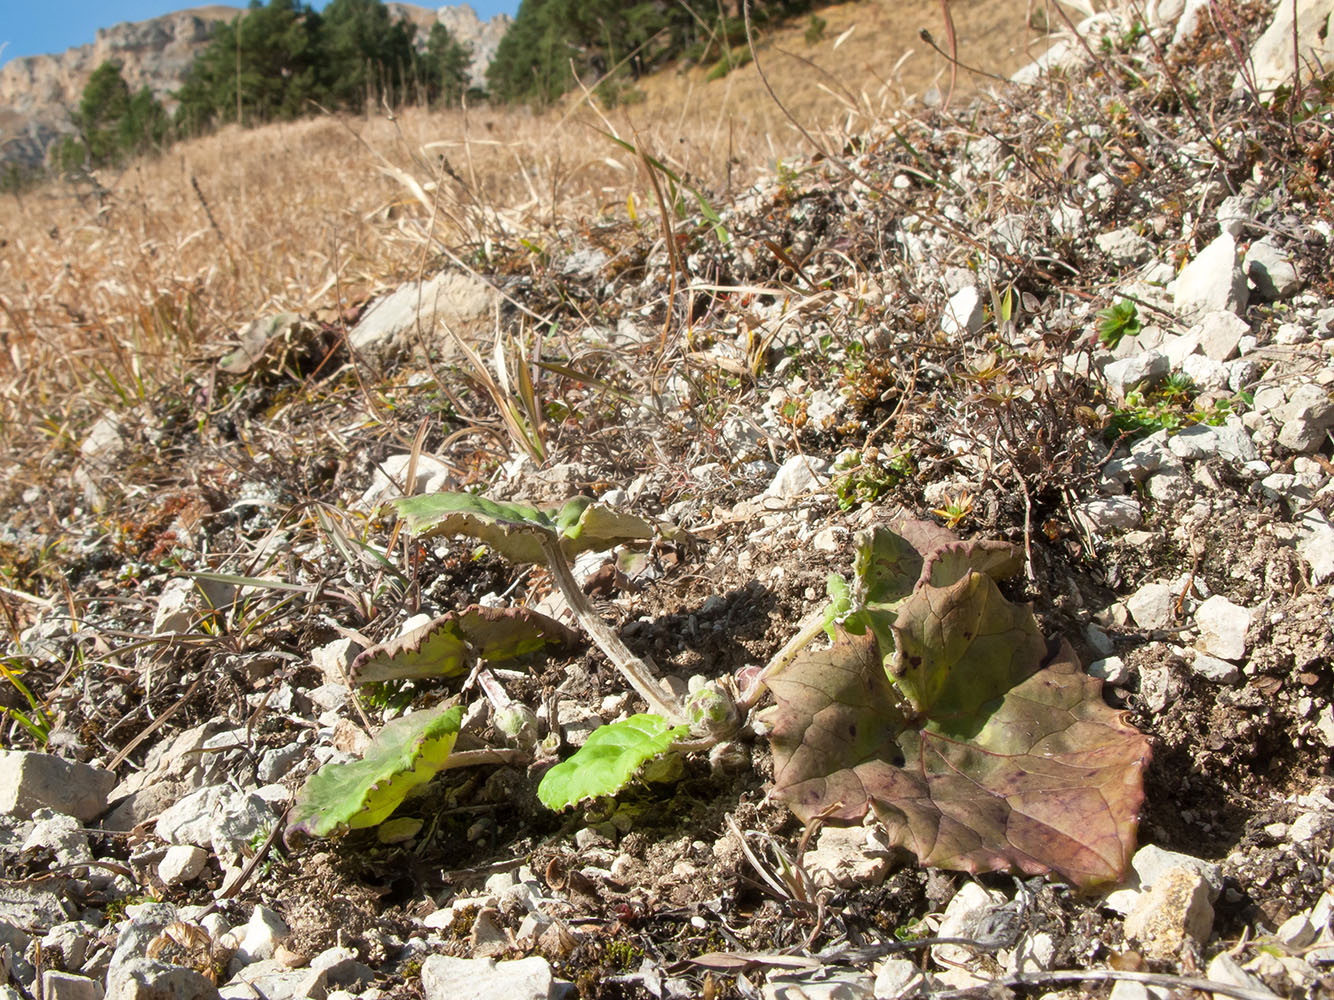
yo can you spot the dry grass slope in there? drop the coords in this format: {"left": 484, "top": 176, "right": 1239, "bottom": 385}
{"left": 0, "top": 0, "right": 1044, "bottom": 455}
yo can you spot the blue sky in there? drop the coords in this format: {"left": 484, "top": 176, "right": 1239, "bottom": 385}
{"left": 1, "top": 1, "right": 519, "bottom": 67}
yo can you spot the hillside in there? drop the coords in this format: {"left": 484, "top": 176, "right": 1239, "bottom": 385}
{"left": 1, "top": 1, "right": 1333, "bottom": 999}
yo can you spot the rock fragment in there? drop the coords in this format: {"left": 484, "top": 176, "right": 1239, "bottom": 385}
{"left": 1123, "top": 866, "right": 1214, "bottom": 958}
{"left": 420, "top": 955, "right": 555, "bottom": 1000}
{"left": 1194, "top": 595, "right": 1252, "bottom": 661}
{"left": 0, "top": 752, "right": 115, "bottom": 822}
{"left": 1173, "top": 234, "right": 1247, "bottom": 320}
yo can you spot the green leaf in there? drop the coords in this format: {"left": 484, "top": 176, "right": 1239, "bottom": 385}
{"left": 392, "top": 493, "right": 555, "bottom": 564}
{"left": 888, "top": 571, "right": 1045, "bottom": 723}
{"left": 349, "top": 605, "right": 579, "bottom": 685}
{"left": 390, "top": 492, "right": 656, "bottom": 564}
{"left": 286, "top": 704, "right": 463, "bottom": 842}
{"left": 537, "top": 714, "right": 689, "bottom": 810}
{"left": 764, "top": 524, "right": 1150, "bottom": 888}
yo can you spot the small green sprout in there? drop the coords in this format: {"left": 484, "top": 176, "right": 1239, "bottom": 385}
{"left": 1097, "top": 299, "right": 1142, "bottom": 348}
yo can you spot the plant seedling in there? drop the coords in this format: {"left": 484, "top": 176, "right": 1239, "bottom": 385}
{"left": 391, "top": 492, "right": 740, "bottom": 811}
{"left": 1097, "top": 299, "right": 1142, "bottom": 348}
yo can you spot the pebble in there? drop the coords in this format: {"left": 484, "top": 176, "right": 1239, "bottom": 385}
{"left": 1179, "top": 353, "right": 1229, "bottom": 391}
{"left": 941, "top": 286, "right": 984, "bottom": 336}
{"left": 1193, "top": 594, "right": 1251, "bottom": 661}
{"left": 1277, "top": 383, "right": 1334, "bottom": 452}
{"left": 1126, "top": 581, "right": 1178, "bottom": 630}
{"left": 40, "top": 972, "right": 100, "bottom": 1000}
{"left": 1190, "top": 652, "right": 1240, "bottom": 684}
{"left": 1193, "top": 310, "right": 1250, "bottom": 361}
{"left": 0, "top": 751, "right": 115, "bottom": 822}
{"left": 236, "top": 905, "right": 289, "bottom": 965}
{"left": 154, "top": 785, "right": 275, "bottom": 863}
{"left": 763, "top": 970, "right": 874, "bottom": 1000}
{"left": 1165, "top": 423, "right": 1258, "bottom": 464}
{"left": 932, "top": 882, "right": 1007, "bottom": 974}
{"left": 158, "top": 845, "right": 209, "bottom": 885}
{"left": 1104, "top": 351, "right": 1170, "bottom": 398}
{"left": 106, "top": 958, "right": 219, "bottom": 1000}
{"left": 420, "top": 955, "right": 554, "bottom": 1000}
{"left": 1277, "top": 913, "right": 1317, "bottom": 948}
{"left": 1104, "top": 844, "right": 1224, "bottom": 915}
{"left": 802, "top": 825, "right": 889, "bottom": 889}
{"left": 873, "top": 957, "right": 928, "bottom": 997}
{"left": 1088, "top": 656, "right": 1131, "bottom": 685}
{"left": 763, "top": 455, "right": 832, "bottom": 500}
{"left": 1096, "top": 227, "right": 1153, "bottom": 264}
{"left": 1173, "top": 233, "right": 1248, "bottom": 319}
{"left": 1205, "top": 953, "right": 1273, "bottom": 995}
{"left": 1244, "top": 239, "right": 1301, "bottom": 299}
{"left": 1074, "top": 496, "right": 1142, "bottom": 533}
{"left": 1123, "top": 866, "right": 1214, "bottom": 958}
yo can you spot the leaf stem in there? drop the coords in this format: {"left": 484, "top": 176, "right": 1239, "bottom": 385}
{"left": 442, "top": 748, "right": 528, "bottom": 769}
{"left": 743, "top": 608, "right": 828, "bottom": 710}
{"left": 538, "top": 534, "right": 684, "bottom": 723}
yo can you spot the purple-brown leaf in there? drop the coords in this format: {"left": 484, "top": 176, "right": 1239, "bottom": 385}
{"left": 765, "top": 528, "right": 1150, "bottom": 889}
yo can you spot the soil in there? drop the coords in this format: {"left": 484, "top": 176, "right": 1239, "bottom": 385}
{"left": 2, "top": 1, "right": 1334, "bottom": 998}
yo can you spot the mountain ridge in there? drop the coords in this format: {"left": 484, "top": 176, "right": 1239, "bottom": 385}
{"left": 0, "top": 2, "right": 511, "bottom": 170}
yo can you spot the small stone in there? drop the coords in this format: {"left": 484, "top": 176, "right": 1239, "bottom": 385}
{"left": 1108, "top": 982, "right": 1170, "bottom": 1000}
{"left": 1097, "top": 227, "right": 1153, "bottom": 265}
{"left": 1278, "top": 384, "right": 1334, "bottom": 452}
{"left": 1126, "top": 582, "right": 1177, "bottom": 631}
{"left": 0, "top": 752, "right": 115, "bottom": 822}
{"left": 1088, "top": 656, "right": 1131, "bottom": 685}
{"left": 359, "top": 453, "right": 454, "bottom": 510}
{"left": 873, "top": 958, "right": 927, "bottom": 998}
{"left": 1180, "top": 354, "right": 1229, "bottom": 391}
{"left": 41, "top": 971, "right": 100, "bottom": 1000}
{"left": 1244, "top": 239, "right": 1301, "bottom": 299}
{"left": 1190, "top": 652, "right": 1240, "bottom": 684}
{"left": 763, "top": 970, "right": 875, "bottom": 1000}
{"left": 158, "top": 845, "right": 208, "bottom": 885}
{"left": 1214, "top": 194, "right": 1251, "bottom": 237}
{"left": 310, "top": 638, "right": 359, "bottom": 685}
{"left": 154, "top": 785, "right": 274, "bottom": 864}
{"left": 237, "top": 905, "right": 289, "bottom": 965}
{"left": 1206, "top": 953, "right": 1272, "bottom": 994}
{"left": 1276, "top": 321, "right": 1311, "bottom": 344}
{"left": 470, "top": 908, "right": 509, "bottom": 958}
{"left": 1289, "top": 811, "right": 1334, "bottom": 843}
{"left": 1193, "top": 310, "right": 1250, "bottom": 361}
{"left": 1277, "top": 914, "right": 1317, "bottom": 948}
{"left": 1123, "top": 866, "right": 1214, "bottom": 958}
{"left": 803, "top": 825, "right": 889, "bottom": 889}
{"left": 933, "top": 882, "right": 1007, "bottom": 971}
{"left": 421, "top": 955, "right": 553, "bottom": 1000}
{"left": 1009, "top": 931, "right": 1055, "bottom": 972}
{"left": 1105, "top": 351, "right": 1170, "bottom": 398}
{"left": 763, "top": 455, "right": 832, "bottom": 500}
{"left": 1074, "top": 496, "right": 1142, "bottom": 533}
{"left": 1085, "top": 625, "right": 1115, "bottom": 656}
{"left": 105, "top": 958, "right": 218, "bottom": 1000}
{"left": 1166, "top": 423, "right": 1258, "bottom": 464}
{"left": 812, "top": 527, "right": 841, "bottom": 553}
{"left": 1174, "top": 233, "right": 1248, "bottom": 320}
{"left": 1104, "top": 845, "right": 1225, "bottom": 914}
{"left": 941, "top": 285, "right": 984, "bottom": 336}
{"left": 1194, "top": 595, "right": 1251, "bottom": 661}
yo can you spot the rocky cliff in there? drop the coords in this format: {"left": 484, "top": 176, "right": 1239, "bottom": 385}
{"left": 389, "top": 3, "right": 513, "bottom": 90}
{"left": 0, "top": 6, "right": 239, "bottom": 169}
{"left": 0, "top": 3, "right": 512, "bottom": 170}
